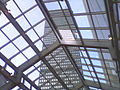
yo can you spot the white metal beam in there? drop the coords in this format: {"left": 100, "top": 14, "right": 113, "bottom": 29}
{"left": 60, "top": 39, "right": 117, "bottom": 60}
{"left": 18, "top": 41, "right": 60, "bottom": 72}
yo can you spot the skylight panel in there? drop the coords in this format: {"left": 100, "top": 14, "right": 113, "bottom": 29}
{"left": 11, "top": 53, "right": 27, "bottom": 67}
{"left": 84, "top": 76, "right": 93, "bottom": 81}
{"left": 103, "top": 53, "right": 112, "bottom": 59}
{"left": 92, "top": 60, "right": 102, "bottom": 66}
{"left": 35, "top": 40, "right": 43, "bottom": 51}
{"left": 88, "top": 51, "right": 99, "bottom": 58}
{"left": 84, "top": 59, "right": 91, "bottom": 64}
{"left": 45, "top": 2, "right": 60, "bottom": 10}
{"left": 106, "top": 61, "right": 115, "bottom": 68}
{"left": 95, "top": 67, "right": 104, "bottom": 73}
{"left": 11, "top": 86, "right": 20, "bottom": 90}
{"left": 89, "top": 86, "right": 101, "bottom": 90}
{"left": 81, "top": 58, "right": 90, "bottom": 64}
{"left": 28, "top": 70, "right": 39, "bottom": 81}
{"left": 80, "top": 51, "right": 87, "bottom": 57}
{"left": 34, "top": 21, "right": 45, "bottom": 37}
{"left": 35, "top": 79, "right": 39, "bottom": 86}
{"left": 0, "top": 14, "right": 9, "bottom": 27}
{"left": 24, "top": 80, "right": 31, "bottom": 89}
{"left": 87, "top": 66, "right": 94, "bottom": 71}
{"left": 83, "top": 71, "right": 91, "bottom": 76}
{"left": 6, "top": 65, "right": 15, "bottom": 75}
{"left": 59, "top": 30, "right": 74, "bottom": 40}
{"left": 92, "top": 14, "right": 108, "bottom": 27}
{"left": 0, "top": 31, "right": 9, "bottom": 48}
{"left": 24, "top": 66, "right": 35, "bottom": 75}
{"left": 75, "top": 16, "right": 90, "bottom": 27}
{"left": 13, "top": 0, "right": 36, "bottom": 12}
{"left": 0, "top": 58, "right": 5, "bottom": 67}
{"left": 52, "top": 17, "right": 68, "bottom": 26}
{"left": 91, "top": 72, "right": 96, "bottom": 77}
{"left": 0, "top": 0, "right": 119, "bottom": 89}
{"left": 99, "top": 80, "right": 106, "bottom": 84}
{"left": 31, "top": 87, "right": 36, "bottom": 90}
{"left": 6, "top": 0, "right": 21, "bottom": 17}
{"left": 25, "top": 6, "right": 44, "bottom": 25}
{"left": 22, "top": 47, "right": 36, "bottom": 59}
{"left": 59, "top": 1, "right": 67, "bottom": 9}
{"left": 117, "top": 4, "right": 120, "bottom": 20}
{"left": 1, "top": 43, "right": 19, "bottom": 59}
{"left": 97, "top": 30, "right": 110, "bottom": 39}
{"left": 26, "top": 29, "right": 39, "bottom": 42}
{"left": 87, "top": 0, "right": 105, "bottom": 12}
{"left": 13, "top": 36, "right": 29, "bottom": 50}
{"left": 16, "top": 16, "right": 31, "bottom": 31}
{"left": 68, "top": 0, "right": 86, "bottom": 13}
{"left": 97, "top": 73, "right": 105, "bottom": 79}
{"left": 2, "top": 23, "right": 19, "bottom": 40}
{"left": 34, "top": 61, "right": 41, "bottom": 67}
{"left": 80, "top": 30, "right": 94, "bottom": 39}
{"left": 82, "top": 65, "right": 89, "bottom": 70}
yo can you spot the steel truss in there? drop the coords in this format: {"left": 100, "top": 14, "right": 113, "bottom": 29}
{"left": 0, "top": 0, "right": 120, "bottom": 90}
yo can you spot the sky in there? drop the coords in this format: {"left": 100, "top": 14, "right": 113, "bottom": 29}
{"left": 0, "top": 0, "right": 45, "bottom": 89}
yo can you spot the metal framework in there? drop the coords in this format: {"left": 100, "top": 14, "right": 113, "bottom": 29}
{"left": 0, "top": 0, "right": 120, "bottom": 90}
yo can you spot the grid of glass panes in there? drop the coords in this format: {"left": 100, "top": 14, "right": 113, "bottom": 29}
{"left": 43, "top": 0, "right": 110, "bottom": 41}
{"left": 0, "top": 0, "right": 120, "bottom": 90}
{"left": 68, "top": 46, "right": 120, "bottom": 88}
{"left": 0, "top": 0, "right": 58, "bottom": 89}
{"left": 40, "top": 47, "right": 82, "bottom": 89}
{"left": 23, "top": 61, "right": 64, "bottom": 90}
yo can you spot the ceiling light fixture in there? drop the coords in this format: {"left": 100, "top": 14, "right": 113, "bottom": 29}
{"left": 108, "top": 35, "right": 112, "bottom": 40}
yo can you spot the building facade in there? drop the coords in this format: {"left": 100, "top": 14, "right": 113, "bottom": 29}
{"left": 39, "top": 10, "right": 83, "bottom": 90}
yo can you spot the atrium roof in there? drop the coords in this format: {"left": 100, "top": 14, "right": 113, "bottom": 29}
{"left": 0, "top": 0, "right": 120, "bottom": 90}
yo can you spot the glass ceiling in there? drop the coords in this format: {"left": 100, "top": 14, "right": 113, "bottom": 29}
{"left": 0, "top": 0, "right": 120, "bottom": 90}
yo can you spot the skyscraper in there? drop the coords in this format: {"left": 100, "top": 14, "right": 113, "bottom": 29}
{"left": 39, "top": 9, "right": 83, "bottom": 90}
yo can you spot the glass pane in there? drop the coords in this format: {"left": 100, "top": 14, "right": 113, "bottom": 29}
{"left": 1, "top": 43, "right": 19, "bottom": 59}
{"left": 75, "top": 16, "right": 90, "bottom": 27}
{"left": 87, "top": 0, "right": 105, "bottom": 12}
{"left": 80, "top": 30, "right": 94, "bottom": 39}
{"left": 34, "top": 21, "right": 45, "bottom": 37}
{"left": 15, "top": 0, "right": 36, "bottom": 12}
{"left": 22, "top": 47, "right": 36, "bottom": 59}
{"left": 25, "top": 6, "right": 44, "bottom": 25}
{"left": 11, "top": 53, "right": 27, "bottom": 67}
{"left": 0, "top": 31, "right": 9, "bottom": 47}
{"left": 97, "top": 30, "right": 110, "bottom": 39}
{"left": 13, "top": 36, "right": 29, "bottom": 50}
{"left": 45, "top": 2, "right": 60, "bottom": 10}
{"left": 0, "top": 58, "right": 5, "bottom": 67}
{"left": 26, "top": 29, "right": 39, "bottom": 42}
{"left": 69, "top": 0, "right": 86, "bottom": 13}
{"left": 16, "top": 16, "right": 30, "bottom": 31}
{"left": 2, "top": 24, "right": 19, "bottom": 40}
{"left": 7, "top": 0, "right": 21, "bottom": 17}
{"left": 35, "top": 40, "right": 43, "bottom": 51}
{"left": 28, "top": 70, "right": 39, "bottom": 81}
{"left": 0, "top": 14, "right": 9, "bottom": 27}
